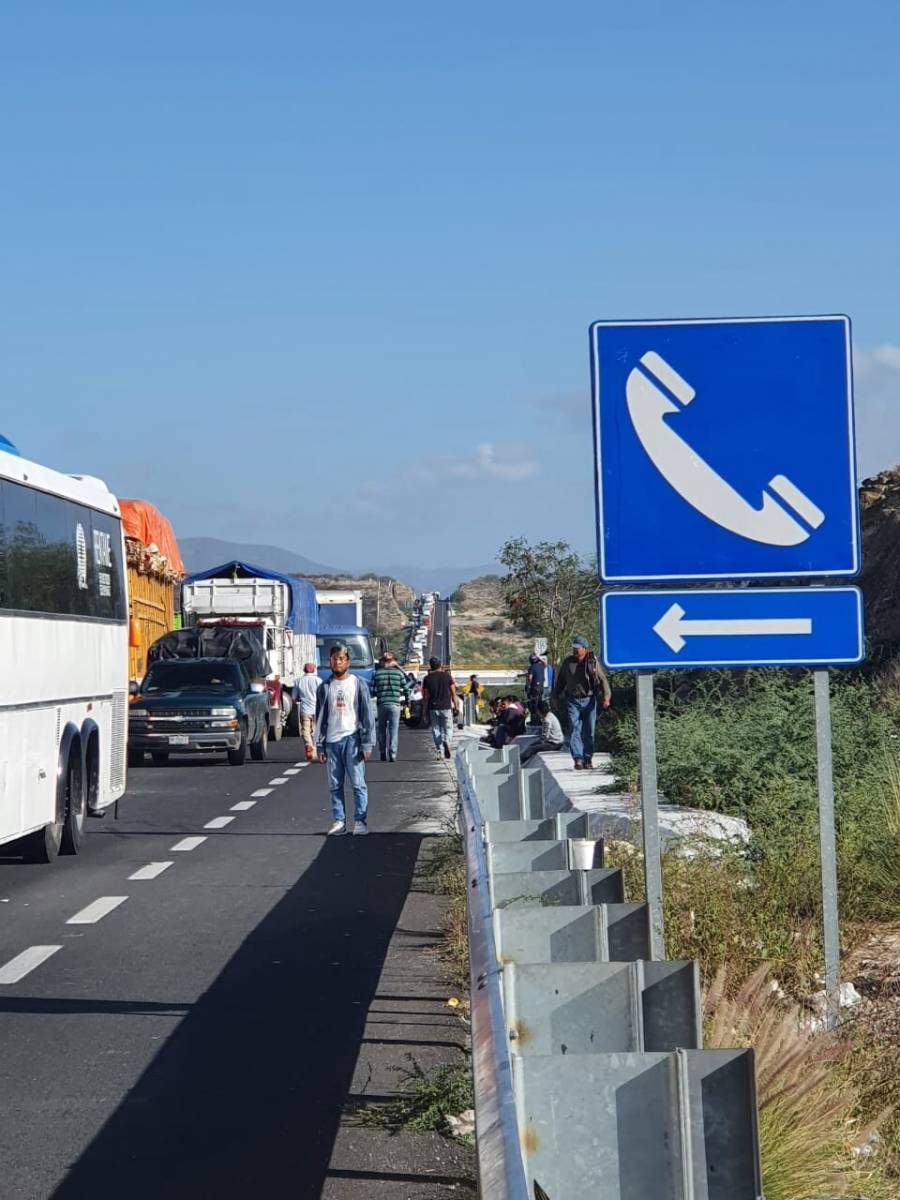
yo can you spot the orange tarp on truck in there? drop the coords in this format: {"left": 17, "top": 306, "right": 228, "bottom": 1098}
{"left": 119, "top": 499, "right": 185, "bottom": 577}
{"left": 120, "top": 499, "right": 184, "bottom": 683}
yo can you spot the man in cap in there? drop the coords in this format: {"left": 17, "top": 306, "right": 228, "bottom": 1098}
{"left": 373, "top": 650, "right": 408, "bottom": 762}
{"left": 315, "top": 643, "right": 376, "bottom": 835}
{"left": 294, "top": 661, "right": 320, "bottom": 761}
{"left": 551, "top": 636, "right": 611, "bottom": 771}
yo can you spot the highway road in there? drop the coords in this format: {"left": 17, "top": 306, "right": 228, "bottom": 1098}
{"left": 426, "top": 600, "right": 451, "bottom": 666}
{"left": 0, "top": 736, "right": 471, "bottom": 1199}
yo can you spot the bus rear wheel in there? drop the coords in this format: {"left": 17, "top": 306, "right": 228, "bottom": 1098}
{"left": 60, "top": 752, "right": 86, "bottom": 855}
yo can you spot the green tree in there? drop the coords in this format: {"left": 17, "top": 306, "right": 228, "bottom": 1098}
{"left": 498, "top": 537, "right": 600, "bottom": 666}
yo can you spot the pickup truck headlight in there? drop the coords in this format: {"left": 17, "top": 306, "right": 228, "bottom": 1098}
{"left": 210, "top": 707, "right": 238, "bottom": 717}
{"left": 130, "top": 708, "right": 149, "bottom": 718}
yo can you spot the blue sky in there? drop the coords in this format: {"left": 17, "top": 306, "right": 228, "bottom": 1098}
{"left": 2, "top": 1, "right": 898, "bottom": 571}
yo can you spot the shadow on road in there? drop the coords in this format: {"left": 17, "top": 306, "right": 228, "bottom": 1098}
{"left": 50, "top": 833, "right": 422, "bottom": 1200}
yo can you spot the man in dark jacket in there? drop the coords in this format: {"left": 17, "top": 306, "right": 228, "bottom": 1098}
{"left": 551, "top": 635, "right": 611, "bottom": 771}
{"left": 526, "top": 654, "right": 546, "bottom": 726}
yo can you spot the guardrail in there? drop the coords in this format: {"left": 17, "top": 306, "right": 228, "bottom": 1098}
{"left": 456, "top": 736, "right": 764, "bottom": 1199}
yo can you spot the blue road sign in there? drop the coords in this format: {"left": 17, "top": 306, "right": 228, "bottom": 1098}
{"left": 591, "top": 316, "right": 859, "bottom": 583}
{"left": 601, "top": 587, "right": 864, "bottom": 670}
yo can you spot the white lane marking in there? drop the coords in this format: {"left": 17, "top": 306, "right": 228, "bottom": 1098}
{"left": 0, "top": 945, "right": 62, "bottom": 985}
{"left": 284, "top": 768, "right": 300, "bottom": 775}
{"left": 67, "top": 896, "right": 128, "bottom": 925}
{"left": 251, "top": 788, "right": 273, "bottom": 798}
{"left": 268, "top": 777, "right": 288, "bottom": 786}
{"left": 293, "top": 762, "right": 306, "bottom": 767}
{"left": 204, "top": 816, "right": 235, "bottom": 829}
{"left": 170, "top": 836, "right": 207, "bottom": 852}
{"left": 231, "top": 801, "right": 256, "bottom": 811}
{"left": 129, "top": 862, "right": 173, "bottom": 881}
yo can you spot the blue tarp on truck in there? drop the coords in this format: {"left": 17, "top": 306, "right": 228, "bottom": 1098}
{"left": 181, "top": 560, "right": 318, "bottom": 634}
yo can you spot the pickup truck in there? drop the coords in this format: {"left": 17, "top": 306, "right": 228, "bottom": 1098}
{"left": 128, "top": 658, "right": 271, "bottom": 767}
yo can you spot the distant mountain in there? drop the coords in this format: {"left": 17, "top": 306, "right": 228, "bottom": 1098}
{"left": 179, "top": 538, "right": 339, "bottom": 577}
{"left": 179, "top": 537, "right": 500, "bottom": 596}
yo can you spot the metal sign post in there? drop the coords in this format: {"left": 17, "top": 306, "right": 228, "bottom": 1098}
{"left": 636, "top": 672, "right": 665, "bottom": 960}
{"left": 592, "top": 314, "right": 861, "bottom": 1025}
{"left": 813, "top": 670, "right": 841, "bottom": 1028}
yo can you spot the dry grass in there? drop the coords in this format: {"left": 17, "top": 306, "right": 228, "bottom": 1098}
{"left": 418, "top": 826, "right": 470, "bottom": 994}
{"left": 705, "top": 966, "right": 897, "bottom": 1200}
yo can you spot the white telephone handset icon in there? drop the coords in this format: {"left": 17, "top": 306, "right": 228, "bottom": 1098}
{"left": 626, "top": 351, "right": 825, "bottom": 547}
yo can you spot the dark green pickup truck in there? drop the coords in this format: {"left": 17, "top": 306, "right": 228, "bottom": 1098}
{"left": 128, "top": 658, "right": 271, "bottom": 767}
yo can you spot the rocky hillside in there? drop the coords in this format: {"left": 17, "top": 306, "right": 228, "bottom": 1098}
{"left": 450, "top": 575, "right": 533, "bottom": 667}
{"left": 858, "top": 468, "right": 900, "bottom": 648}
{"left": 302, "top": 575, "right": 415, "bottom": 636}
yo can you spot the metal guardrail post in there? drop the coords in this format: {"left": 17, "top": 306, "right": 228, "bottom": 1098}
{"left": 457, "top": 752, "right": 531, "bottom": 1200}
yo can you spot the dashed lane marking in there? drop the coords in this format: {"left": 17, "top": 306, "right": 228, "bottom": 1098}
{"left": 204, "top": 816, "right": 235, "bottom": 830}
{"left": 67, "top": 896, "right": 128, "bottom": 925}
{"left": 268, "top": 778, "right": 288, "bottom": 786}
{"left": 251, "top": 788, "right": 273, "bottom": 798}
{"left": 0, "top": 945, "right": 62, "bottom": 985}
{"left": 170, "top": 836, "right": 207, "bottom": 852}
{"left": 230, "top": 801, "right": 256, "bottom": 811}
{"left": 284, "top": 768, "right": 300, "bottom": 775}
{"left": 129, "top": 862, "right": 173, "bottom": 881}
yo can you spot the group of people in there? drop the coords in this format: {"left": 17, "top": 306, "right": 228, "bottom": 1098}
{"left": 480, "top": 635, "right": 611, "bottom": 771}
{"left": 295, "top": 645, "right": 462, "bottom": 838}
{"left": 297, "top": 631, "right": 611, "bottom": 839}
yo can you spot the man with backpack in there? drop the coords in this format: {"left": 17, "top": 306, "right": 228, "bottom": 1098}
{"left": 551, "top": 635, "right": 611, "bottom": 771}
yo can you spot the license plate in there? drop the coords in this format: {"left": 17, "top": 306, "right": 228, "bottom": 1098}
{"left": 168, "top": 735, "right": 190, "bottom": 746}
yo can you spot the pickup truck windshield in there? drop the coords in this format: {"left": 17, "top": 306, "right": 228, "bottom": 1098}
{"left": 316, "top": 635, "right": 373, "bottom": 668}
{"left": 143, "top": 662, "right": 243, "bottom": 692}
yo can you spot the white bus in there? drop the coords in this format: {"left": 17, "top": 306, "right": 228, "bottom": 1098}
{"left": 0, "top": 446, "right": 128, "bottom": 862}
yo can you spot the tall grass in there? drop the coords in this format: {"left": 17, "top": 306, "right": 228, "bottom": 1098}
{"left": 705, "top": 966, "right": 896, "bottom": 1200}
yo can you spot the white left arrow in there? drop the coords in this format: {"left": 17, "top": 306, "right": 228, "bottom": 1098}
{"left": 653, "top": 603, "right": 812, "bottom": 653}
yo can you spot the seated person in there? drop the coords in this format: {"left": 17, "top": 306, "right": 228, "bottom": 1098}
{"left": 520, "top": 701, "right": 564, "bottom": 764}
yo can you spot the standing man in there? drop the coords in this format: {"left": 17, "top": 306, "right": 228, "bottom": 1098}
{"left": 422, "top": 656, "right": 458, "bottom": 761}
{"left": 294, "top": 662, "right": 321, "bottom": 761}
{"left": 373, "top": 650, "right": 408, "bottom": 762}
{"left": 315, "top": 642, "right": 375, "bottom": 835}
{"left": 551, "top": 635, "right": 611, "bottom": 771}
{"left": 526, "top": 654, "right": 546, "bottom": 727}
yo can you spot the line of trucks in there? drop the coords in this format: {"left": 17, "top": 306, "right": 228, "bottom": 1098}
{"left": 143, "top": 561, "right": 384, "bottom": 740}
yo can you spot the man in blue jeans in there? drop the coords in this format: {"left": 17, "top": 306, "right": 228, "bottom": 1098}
{"left": 315, "top": 643, "right": 376, "bottom": 835}
{"left": 373, "top": 650, "right": 408, "bottom": 762}
{"left": 551, "top": 636, "right": 611, "bottom": 771}
{"left": 422, "top": 657, "right": 459, "bottom": 761}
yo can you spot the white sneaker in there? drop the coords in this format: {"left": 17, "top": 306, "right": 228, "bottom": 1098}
{"left": 353, "top": 820, "right": 368, "bottom": 836}
{"left": 328, "top": 820, "right": 347, "bottom": 836}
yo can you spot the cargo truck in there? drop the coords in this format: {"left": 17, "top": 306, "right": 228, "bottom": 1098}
{"left": 316, "top": 623, "right": 385, "bottom": 691}
{"left": 315, "top": 588, "right": 364, "bottom": 628}
{"left": 120, "top": 499, "right": 184, "bottom": 689}
{"left": 181, "top": 561, "right": 317, "bottom": 738}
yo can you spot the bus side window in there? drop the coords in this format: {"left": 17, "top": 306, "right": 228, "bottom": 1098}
{"left": 0, "top": 481, "right": 6, "bottom": 609}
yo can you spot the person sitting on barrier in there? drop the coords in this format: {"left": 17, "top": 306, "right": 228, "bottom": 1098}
{"left": 481, "top": 697, "right": 511, "bottom": 747}
{"left": 520, "top": 701, "right": 565, "bottom": 764}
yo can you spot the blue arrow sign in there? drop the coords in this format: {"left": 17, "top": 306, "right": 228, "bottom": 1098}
{"left": 601, "top": 587, "right": 864, "bottom": 669}
{"left": 591, "top": 316, "right": 859, "bottom": 583}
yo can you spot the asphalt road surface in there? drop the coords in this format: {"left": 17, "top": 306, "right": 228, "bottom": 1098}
{"left": 427, "top": 600, "right": 450, "bottom": 666}
{"left": 0, "top": 732, "right": 471, "bottom": 1199}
